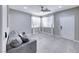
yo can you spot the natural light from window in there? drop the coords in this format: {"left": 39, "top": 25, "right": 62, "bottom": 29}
{"left": 31, "top": 16, "right": 41, "bottom": 28}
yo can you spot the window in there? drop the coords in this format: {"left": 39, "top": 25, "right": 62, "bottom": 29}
{"left": 31, "top": 16, "right": 41, "bottom": 28}
{"left": 42, "top": 15, "right": 54, "bottom": 27}
{"left": 42, "top": 17, "right": 48, "bottom": 27}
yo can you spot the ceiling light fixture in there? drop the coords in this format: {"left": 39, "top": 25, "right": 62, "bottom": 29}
{"left": 58, "top": 6, "right": 62, "bottom": 8}
{"left": 41, "top": 6, "right": 51, "bottom": 12}
{"left": 24, "top": 7, "right": 28, "bottom": 9}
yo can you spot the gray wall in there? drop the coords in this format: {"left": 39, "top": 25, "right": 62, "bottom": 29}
{"left": 54, "top": 7, "right": 79, "bottom": 40}
{"left": 9, "top": 9, "right": 31, "bottom": 34}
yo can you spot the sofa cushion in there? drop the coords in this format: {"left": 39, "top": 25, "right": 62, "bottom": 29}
{"left": 6, "top": 44, "right": 12, "bottom": 51}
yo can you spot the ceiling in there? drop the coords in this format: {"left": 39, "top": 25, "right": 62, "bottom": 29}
{"left": 9, "top": 5, "right": 78, "bottom": 16}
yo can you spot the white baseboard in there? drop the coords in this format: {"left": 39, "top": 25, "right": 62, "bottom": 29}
{"left": 41, "top": 32, "right": 79, "bottom": 43}
{"left": 54, "top": 35, "right": 79, "bottom": 43}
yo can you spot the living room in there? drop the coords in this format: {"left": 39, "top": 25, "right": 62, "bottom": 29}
{"left": 0, "top": 5, "right": 79, "bottom": 53}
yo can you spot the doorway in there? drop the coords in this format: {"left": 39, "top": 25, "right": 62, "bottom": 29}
{"left": 60, "top": 15, "right": 75, "bottom": 40}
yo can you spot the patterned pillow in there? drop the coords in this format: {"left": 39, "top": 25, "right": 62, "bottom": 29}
{"left": 10, "top": 39, "right": 21, "bottom": 48}
{"left": 7, "top": 31, "right": 22, "bottom": 45}
{"left": 18, "top": 34, "right": 29, "bottom": 43}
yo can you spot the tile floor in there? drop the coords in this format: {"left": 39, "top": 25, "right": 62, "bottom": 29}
{"left": 30, "top": 33, "right": 79, "bottom": 53}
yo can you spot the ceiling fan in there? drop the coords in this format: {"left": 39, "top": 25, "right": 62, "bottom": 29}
{"left": 41, "top": 6, "right": 51, "bottom": 12}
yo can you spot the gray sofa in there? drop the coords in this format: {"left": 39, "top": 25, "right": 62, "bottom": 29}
{"left": 6, "top": 40, "right": 37, "bottom": 53}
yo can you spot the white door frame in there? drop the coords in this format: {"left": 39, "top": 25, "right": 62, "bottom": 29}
{"left": 2, "top": 5, "right": 8, "bottom": 53}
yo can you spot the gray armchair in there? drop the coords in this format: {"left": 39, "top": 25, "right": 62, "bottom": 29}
{"left": 6, "top": 31, "right": 37, "bottom": 53}
{"left": 7, "top": 40, "right": 37, "bottom": 53}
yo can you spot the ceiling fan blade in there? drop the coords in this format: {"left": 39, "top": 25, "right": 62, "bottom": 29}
{"left": 40, "top": 6, "right": 51, "bottom": 12}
